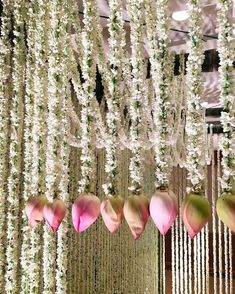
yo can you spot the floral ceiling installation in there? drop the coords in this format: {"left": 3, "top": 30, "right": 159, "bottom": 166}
{"left": 0, "top": 0, "right": 234, "bottom": 293}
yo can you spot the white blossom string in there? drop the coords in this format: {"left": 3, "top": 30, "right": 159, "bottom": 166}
{"left": 30, "top": 1, "right": 49, "bottom": 292}
{"left": 127, "top": 0, "right": 145, "bottom": 193}
{"left": 43, "top": 0, "right": 64, "bottom": 292}
{"left": 5, "top": 0, "right": 26, "bottom": 292}
{"left": 217, "top": 0, "right": 235, "bottom": 193}
{"left": 78, "top": 0, "right": 98, "bottom": 194}
{"left": 145, "top": 0, "right": 172, "bottom": 189}
{"left": 102, "top": 0, "right": 125, "bottom": 197}
{"left": 0, "top": 0, "right": 12, "bottom": 289}
{"left": 20, "top": 3, "right": 35, "bottom": 292}
{"left": 185, "top": 0, "right": 205, "bottom": 193}
{"left": 55, "top": 1, "right": 71, "bottom": 292}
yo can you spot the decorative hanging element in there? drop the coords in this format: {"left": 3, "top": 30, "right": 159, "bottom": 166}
{"left": 100, "top": 0, "right": 126, "bottom": 233}
{"left": 181, "top": 193, "right": 211, "bottom": 239}
{"left": 43, "top": 200, "right": 67, "bottom": 233}
{"left": 123, "top": 0, "right": 149, "bottom": 239}
{"left": 0, "top": 0, "right": 12, "bottom": 289}
{"left": 4, "top": 0, "right": 26, "bottom": 291}
{"left": 150, "top": 189, "right": 178, "bottom": 236}
{"left": 72, "top": 0, "right": 101, "bottom": 233}
{"left": 72, "top": 194, "right": 100, "bottom": 233}
{"left": 145, "top": 0, "right": 178, "bottom": 235}
{"left": 123, "top": 195, "right": 149, "bottom": 240}
{"left": 26, "top": 196, "right": 48, "bottom": 228}
{"left": 182, "top": 0, "right": 210, "bottom": 238}
{"left": 216, "top": 0, "right": 235, "bottom": 232}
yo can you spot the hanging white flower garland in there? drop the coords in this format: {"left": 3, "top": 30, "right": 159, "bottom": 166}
{"left": 30, "top": 0, "right": 49, "bottom": 292}
{"left": 102, "top": 0, "right": 126, "bottom": 197}
{"left": 0, "top": 0, "right": 12, "bottom": 289}
{"left": 20, "top": 2, "right": 35, "bottom": 292}
{"left": 55, "top": 1, "right": 71, "bottom": 292}
{"left": 145, "top": 0, "right": 172, "bottom": 189}
{"left": 217, "top": 0, "right": 235, "bottom": 193}
{"left": 43, "top": 0, "right": 64, "bottom": 292}
{"left": 78, "top": 0, "right": 97, "bottom": 194}
{"left": 5, "top": 0, "right": 26, "bottom": 292}
{"left": 185, "top": 0, "right": 205, "bottom": 193}
{"left": 127, "top": 0, "right": 146, "bottom": 193}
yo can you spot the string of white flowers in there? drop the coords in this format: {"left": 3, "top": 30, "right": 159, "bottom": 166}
{"left": 5, "top": 0, "right": 26, "bottom": 292}
{"left": 0, "top": 0, "right": 12, "bottom": 289}
{"left": 217, "top": 0, "right": 235, "bottom": 193}
{"left": 102, "top": 0, "right": 125, "bottom": 197}
{"left": 126, "top": 0, "right": 145, "bottom": 193}
{"left": 145, "top": 0, "right": 172, "bottom": 188}
{"left": 20, "top": 3, "right": 35, "bottom": 292}
{"left": 185, "top": 0, "right": 205, "bottom": 193}
{"left": 43, "top": 0, "right": 63, "bottom": 292}
{"left": 55, "top": 1, "right": 71, "bottom": 292}
{"left": 30, "top": 1, "right": 49, "bottom": 292}
{"left": 78, "top": 0, "right": 97, "bottom": 193}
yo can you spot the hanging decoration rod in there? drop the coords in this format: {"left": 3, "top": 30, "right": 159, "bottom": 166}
{"left": 78, "top": 11, "right": 218, "bottom": 40}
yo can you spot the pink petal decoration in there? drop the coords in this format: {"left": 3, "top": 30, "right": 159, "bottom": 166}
{"left": 216, "top": 193, "right": 235, "bottom": 233}
{"left": 43, "top": 199, "right": 66, "bottom": 233}
{"left": 26, "top": 196, "right": 48, "bottom": 228}
{"left": 181, "top": 193, "right": 211, "bottom": 239}
{"left": 123, "top": 195, "right": 149, "bottom": 240}
{"left": 150, "top": 189, "right": 178, "bottom": 235}
{"left": 72, "top": 194, "right": 100, "bottom": 233}
{"left": 100, "top": 196, "right": 124, "bottom": 233}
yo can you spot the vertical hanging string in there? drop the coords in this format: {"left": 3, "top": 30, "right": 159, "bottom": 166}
{"left": 217, "top": 148, "right": 223, "bottom": 294}
{"left": 175, "top": 168, "right": 179, "bottom": 294}
{"left": 183, "top": 168, "right": 188, "bottom": 294}
{"left": 224, "top": 225, "right": 229, "bottom": 294}
{"left": 194, "top": 237, "right": 198, "bottom": 294}
{"left": 212, "top": 142, "right": 217, "bottom": 293}
{"left": 0, "top": 0, "right": 12, "bottom": 288}
{"left": 179, "top": 168, "right": 184, "bottom": 293}
{"left": 19, "top": 2, "right": 34, "bottom": 292}
{"left": 5, "top": 0, "right": 26, "bottom": 292}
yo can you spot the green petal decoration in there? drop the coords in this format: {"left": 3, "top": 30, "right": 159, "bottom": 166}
{"left": 216, "top": 193, "right": 235, "bottom": 233}
{"left": 181, "top": 193, "right": 211, "bottom": 239}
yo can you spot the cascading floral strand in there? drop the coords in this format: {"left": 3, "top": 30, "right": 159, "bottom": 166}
{"left": 20, "top": 2, "right": 35, "bottom": 292}
{"left": 217, "top": 0, "right": 235, "bottom": 193}
{"left": 5, "top": 0, "right": 26, "bottom": 292}
{"left": 55, "top": 1, "right": 71, "bottom": 292}
{"left": 127, "top": 0, "right": 145, "bottom": 193}
{"left": 30, "top": 1, "right": 49, "bottom": 292}
{"left": 43, "top": 0, "right": 63, "bottom": 292}
{"left": 0, "top": 0, "right": 12, "bottom": 289}
{"left": 185, "top": 0, "right": 205, "bottom": 193}
{"left": 102, "top": 0, "right": 126, "bottom": 197}
{"left": 78, "top": 0, "right": 97, "bottom": 194}
{"left": 145, "top": 0, "right": 172, "bottom": 189}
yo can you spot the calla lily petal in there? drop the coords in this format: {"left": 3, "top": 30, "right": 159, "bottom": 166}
{"left": 26, "top": 196, "right": 48, "bottom": 228}
{"left": 181, "top": 193, "right": 211, "bottom": 239}
{"left": 72, "top": 194, "right": 100, "bottom": 233}
{"left": 123, "top": 195, "right": 149, "bottom": 240}
{"left": 43, "top": 199, "right": 66, "bottom": 233}
{"left": 216, "top": 193, "right": 235, "bottom": 233}
{"left": 150, "top": 189, "right": 178, "bottom": 235}
{"left": 100, "top": 196, "right": 124, "bottom": 233}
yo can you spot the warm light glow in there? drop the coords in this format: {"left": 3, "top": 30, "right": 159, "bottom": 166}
{"left": 172, "top": 10, "right": 189, "bottom": 21}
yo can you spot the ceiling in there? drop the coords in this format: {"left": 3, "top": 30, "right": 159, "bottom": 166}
{"left": 76, "top": 0, "right": 235, "bottom": 109}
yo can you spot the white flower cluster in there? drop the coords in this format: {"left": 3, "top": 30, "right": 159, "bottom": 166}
{"left": 102, "top": 0, "right": 126, "bottom": 197}
{"left": 0, "top": 0, "right": 12, "bottom": 289}
{"left": 20, "top": 3, "right": 35, "bottom": 292}
{"left": 185, "top": 0, "right": 205, "bottom": 193}
{"left": 78, "top": 0, "right": 97, "bottom": 193}
{"left": 5, "top": 0, "right": 25, "bottom": 292}
{"left": 127, "top": 0, "right": 146, "bottom": 193}
{"left": 145, "top": 0, "right": 172, "bottom": 188}
{"left": 217, "top": 0, "right": 235, "bottom": 193}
